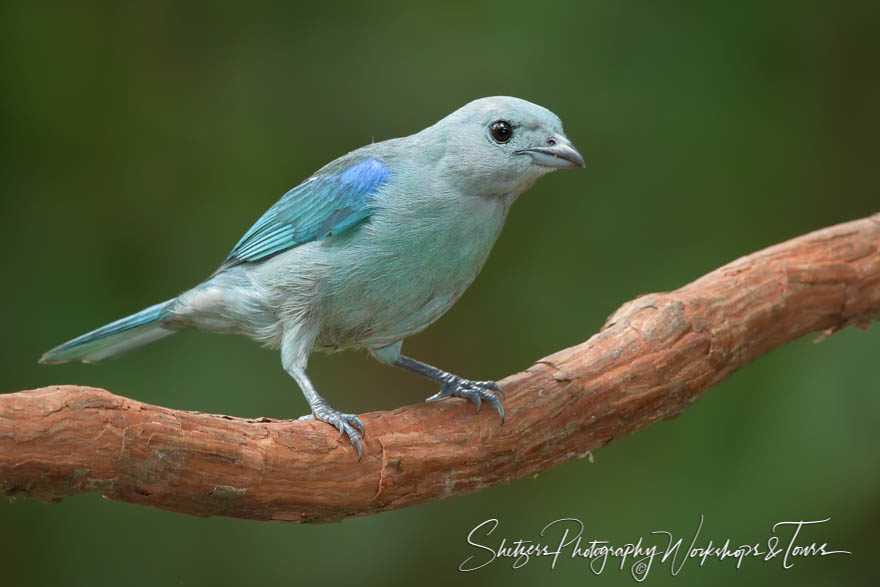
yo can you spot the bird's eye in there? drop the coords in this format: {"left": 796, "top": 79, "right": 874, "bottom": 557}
{"left": 489, "top": 120, "right": 513, "bottom": 143}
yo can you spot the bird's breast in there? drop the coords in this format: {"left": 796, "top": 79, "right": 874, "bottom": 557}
{"left": 314, "top": 191, "right": 511, "bottom": 350}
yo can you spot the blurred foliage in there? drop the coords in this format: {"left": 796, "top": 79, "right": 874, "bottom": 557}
{"left": 1, "top": 1, "right": 878, "bottom": 585}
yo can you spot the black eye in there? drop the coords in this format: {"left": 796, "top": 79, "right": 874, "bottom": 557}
{"left": 489, "top": 120, "right": 513, "bottom": 143}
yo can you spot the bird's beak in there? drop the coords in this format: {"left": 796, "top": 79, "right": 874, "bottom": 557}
{"left": 515, "top": 134, "right": 585, "bottom": 168}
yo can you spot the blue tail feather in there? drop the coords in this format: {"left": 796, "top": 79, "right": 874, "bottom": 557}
{"left": 39, "top": 299, "right": 176, "bottom": 364}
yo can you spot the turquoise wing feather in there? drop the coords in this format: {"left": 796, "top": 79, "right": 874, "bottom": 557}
{"left": 222, "top": 157, "right": 391, "bottom": 268}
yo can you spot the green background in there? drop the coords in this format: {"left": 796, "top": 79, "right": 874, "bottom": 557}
{"left": 1, "top": 1, "right": 878, "bottom": 585}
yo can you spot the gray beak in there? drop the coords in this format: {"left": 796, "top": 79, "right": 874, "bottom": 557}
{"left": 515, "top": 134, "right": 585, "bottom": 168}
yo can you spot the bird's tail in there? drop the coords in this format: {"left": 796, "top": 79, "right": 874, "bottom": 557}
{"left": 39, "top": 299, "right": 177, "bottom": 364}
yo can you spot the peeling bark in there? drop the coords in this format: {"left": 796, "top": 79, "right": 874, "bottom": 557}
{"left": 2, "top": 214, "right": 878, "bottom": 523}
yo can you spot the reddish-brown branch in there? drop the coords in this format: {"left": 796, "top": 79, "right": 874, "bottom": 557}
{"left": 2, "top": 214, "right": 879, "bottom": 523}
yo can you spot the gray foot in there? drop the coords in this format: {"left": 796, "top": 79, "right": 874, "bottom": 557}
{"left": 426, "top": 376, "right": 505, "bottom": 423}
{"left": 298, "top": 403, "right": 365, "bottom": 460}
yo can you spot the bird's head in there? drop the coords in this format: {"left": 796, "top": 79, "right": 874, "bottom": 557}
{"left": 425, "top": 96, "right": 585, "bottom": 198}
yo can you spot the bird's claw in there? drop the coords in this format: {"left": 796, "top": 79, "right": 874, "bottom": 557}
{"left": 303, "top": 405, "right": 365, "bottom": 460}
{"left": 426, "top": 376, "right": 505, "bottom": 423}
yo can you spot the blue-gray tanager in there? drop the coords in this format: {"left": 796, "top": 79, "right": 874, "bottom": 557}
{"left": 41, "top": 96, "right": 585, "bottom": 459}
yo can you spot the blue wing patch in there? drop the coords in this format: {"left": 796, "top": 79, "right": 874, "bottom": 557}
{"left": 222, "top": 158, "right": 390, "bottom": 267}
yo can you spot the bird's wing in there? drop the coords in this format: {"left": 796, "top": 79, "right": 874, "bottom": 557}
{"left": 220, "top": 157, "right": 391, "bottom": 268}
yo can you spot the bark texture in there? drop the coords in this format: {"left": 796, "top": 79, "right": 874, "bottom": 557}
{"left": 2, "top": 214, "right": 878, "bottom": 523}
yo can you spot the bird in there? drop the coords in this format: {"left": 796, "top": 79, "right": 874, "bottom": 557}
{"left": 40, "top": 96, "right": 585, "bottom": 460}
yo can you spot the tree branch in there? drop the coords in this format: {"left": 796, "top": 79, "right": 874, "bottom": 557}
{"left": 2, "top": 214, "right": 879, "bottom": 523}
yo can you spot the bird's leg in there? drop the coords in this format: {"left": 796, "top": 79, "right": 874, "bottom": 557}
{"left": 287, "top": 366, "right": 365, "bottom": 460}
{"left": 282, "top": 327, "right": 364, "bottom": 460}
{"left": 393, "top": 356, "right": 505, "bottom": 421}
{"left": 371, "top": 342, "right": 504, "bottom": 422}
